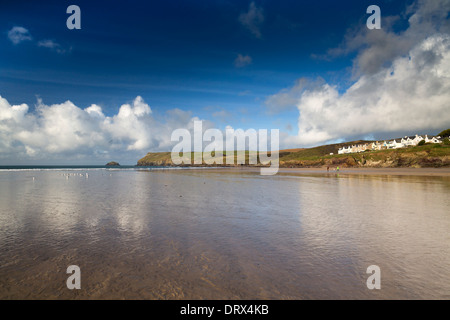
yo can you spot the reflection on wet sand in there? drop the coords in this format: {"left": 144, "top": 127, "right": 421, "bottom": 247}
{"left": 0, "top": 168, "right": 449, "bottom": 299}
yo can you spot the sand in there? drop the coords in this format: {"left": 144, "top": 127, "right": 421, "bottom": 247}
{"left": 176, "top": 166, "right": 450, "bottom": 176}
{"left": 277, "top": 167, "right": 450, "bottom": 176}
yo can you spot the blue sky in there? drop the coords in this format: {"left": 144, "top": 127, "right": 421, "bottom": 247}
{"left": 1, "top": 0, "right": 449, "bottom": 164}
{"left": 0, "top": 1, "right": 403, "bottom": 120}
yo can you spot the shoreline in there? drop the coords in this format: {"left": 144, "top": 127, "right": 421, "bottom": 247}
{"left": 277, "top": 167, "right": 450, "bottom": 176}
{"left": 1, "top": 165, "right": 450, "bottom": 177}
{"left": 167, "top": 166, "right": 450, "bottom": 176}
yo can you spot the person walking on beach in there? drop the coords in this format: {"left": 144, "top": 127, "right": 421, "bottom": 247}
{"left": 337, "top": 166, "right": 340, "bottom": 172}
{"left": 327, "top": 166, "right": 329, "bottom": 172}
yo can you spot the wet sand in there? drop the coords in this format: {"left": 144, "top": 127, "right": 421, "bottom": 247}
{"left": 203, "top": 166, "right": 450, "bottom": 176}
{"left": 1, "top": 168, "right": 449, "bottom": 299}
{"left": 278, "top": 167, "right": 450, "bottom": 176}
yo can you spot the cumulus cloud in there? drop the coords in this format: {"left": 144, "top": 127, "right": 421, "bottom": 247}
{"left": 0, "top": 96, "right": 204, "bottom": 163}
{"left": 323, "top": 0, "right": 450, "bottom": 76}
{"left": 234, "top": 54, "right": 252, "bottom": 68}
{"left": 265, "top": 78, "right": 325, "bottom": 114}
{"left": 7, "top": 26, "right": 32, "bottom": 44}
{"left": 0, "top": 94, "right": 276, "bottom": 163}
{"left": 293, "top": 35, "right": 450, "bottom": 146}
{"left": 239, "top": 2, "right": 264, "bottom": 39}
{"left": 268, "top": 0, "right": 450, "bottom": 147}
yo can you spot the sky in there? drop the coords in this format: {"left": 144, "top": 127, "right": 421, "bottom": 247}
{"left": 0, "top": 0, "right": 449, "bottom": 164}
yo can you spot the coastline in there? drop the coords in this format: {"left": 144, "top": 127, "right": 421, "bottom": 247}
{"left": 169, "top": 166, "right": 450, "bottom": 176}
{"left": 137, "top": 143, "right": 450, "bottom": 169}
{"left": 277, "top": 167, "right": 450, "bottom": 176}
{"left": 1, "top": 165, "right": 449, "bottom": 177}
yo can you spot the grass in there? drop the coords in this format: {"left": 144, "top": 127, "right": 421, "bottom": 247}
{"left": 137, "top": 142, "right": 450, "bottom": 168}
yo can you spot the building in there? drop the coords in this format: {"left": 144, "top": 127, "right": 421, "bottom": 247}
{"left": 337, "top": 133, "right": 442, "bottom": 155}
{"left": 424, "top": 135, "right": 442, "bottom": 144}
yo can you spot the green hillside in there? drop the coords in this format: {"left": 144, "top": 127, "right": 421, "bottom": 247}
{"left": 280, "top": 143, "right": 450, "bottom": 168}
{"left": 137, "top": 140, "right": 450, "bottom": 168}
{"left": 278, "top": 140, "right": 372, "bottom": 160}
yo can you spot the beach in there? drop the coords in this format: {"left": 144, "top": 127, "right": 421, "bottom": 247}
{"left": 0, "top": 167, "right": 449, "bottom": 299}
{"left": 183, "top": 166, "right": 450, "bottom": 176}
{"left": 278, "top": 167, "right": 450, "bottom": 176}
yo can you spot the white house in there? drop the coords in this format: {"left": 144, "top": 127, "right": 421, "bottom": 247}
{"left": 370, "top": 142, "right": 378, "bottom": 150}
{"left": 338, "top": 147, "right": 347, "bottom": 154}
{"left": 424, "top": 135, "right": 443, "bottom": 144}
{"left": 386, "top": 140, "right": 397, "bottom": 149}
{"left": 391, "top": 139, "right": 404, "bottom": 149}
{"left": 412, "top": 134, "right": 424, "bottom": 145}
{"left": 338, "top": 146, "right": 353, "bottom": 154}
{"left": 374, "top": 141, "right": 383, "bottom": 150}
{"left": 403, "top": 136, "right": 416, "bottom": 146}
{"left": 336, "top": 133, "right": 440, "bottom": 155}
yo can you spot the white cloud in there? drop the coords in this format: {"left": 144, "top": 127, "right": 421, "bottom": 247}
{"left": 7, "top": 26, "right": 69, "bottom": 53}
{"left": 234, "top": 54, "right": 252, "bottom": 68}
{"left": 7, "top": 26, "right": 32, "bottom": 45}
{"left": 37, "top": 39, "right": 69, "bottom": 54}
{"left": 0, "top": 96, "right": 204, "bottom": 163}
{"left": 239, "top": 2, "right": 264, "bottom": 39}
{"left": 323, "top": 0, "right": 450, "bottom": 76}
{"left": 267, "top": 0, "right": 450, "bottom": 147}
{"left": 293, "top": 34, "right": 450, "bottom": 146}
{"left": 265, "top": 78, "right": 325, "bottom": 114}
{"left": 37, "top": 39, "right": 59, "bottom": 49}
